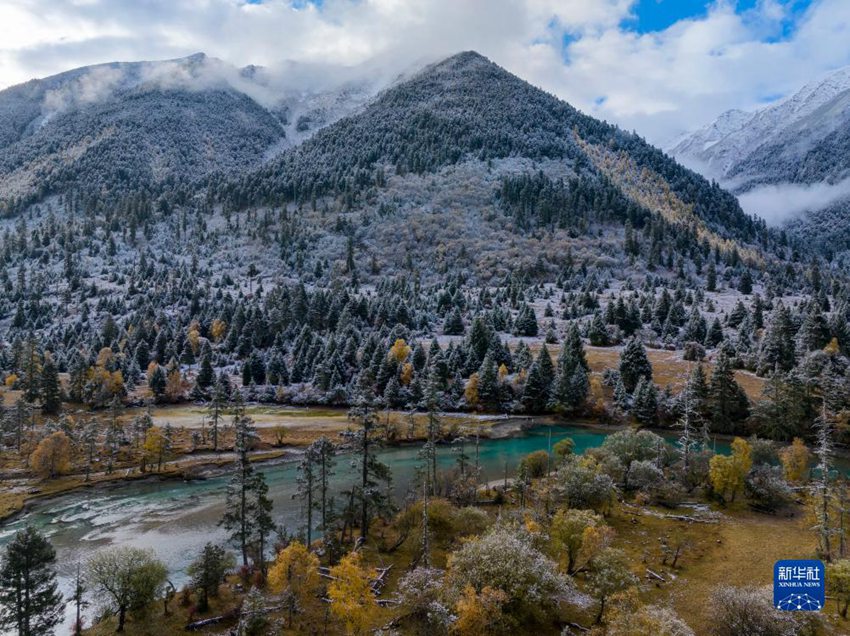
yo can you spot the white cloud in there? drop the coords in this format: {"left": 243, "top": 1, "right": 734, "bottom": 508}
{"left": 0, "top": 0, "right": 849, "bottom": 144}
{"left": 738, "top": 177, "right": 850, "bottom": 226}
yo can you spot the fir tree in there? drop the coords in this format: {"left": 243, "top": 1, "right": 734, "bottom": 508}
{"left": 521, "top": 344, "right": 554, "bottom": 412}
{"left": 708, "top": 348, "right": 749, "bottom": 434}
{"left": 40, "top": 354, "right": 62, "bottom": 415}
{"left": 220, "top": 396, "right": 270, "bottom": 568}
{"left": 345, "top": 398, "right": 393, "bottom": 540}
{"left": 619, "top": 337, "right": 653, "bottom": 393}
{"left": 0, "top": 526, "right": 63, "bottom": 636}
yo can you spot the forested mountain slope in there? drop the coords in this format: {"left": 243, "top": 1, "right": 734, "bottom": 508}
{"left": 0, "top": 53, "right": 383, "bottom": 216}
{"left": 224, "top": 51, "right": 771, "bottom": 251}
{"left": 1, "top": 51, "right": 848, "bottom": 449}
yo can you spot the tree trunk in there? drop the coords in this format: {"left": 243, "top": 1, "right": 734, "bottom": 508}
{"left": 117, "top": 605, "right": 126, "bottom": 632}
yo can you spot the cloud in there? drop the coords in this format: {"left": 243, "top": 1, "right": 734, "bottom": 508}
{"left": 737, "top": 177, "right": 850, "bottom": 226}
{"left": 0, "top": 0, "right": 849, "bottom": 144}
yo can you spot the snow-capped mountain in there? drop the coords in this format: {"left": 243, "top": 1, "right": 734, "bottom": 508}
{"left": 670, "top": 64, "right": 850, "bottom": 187}
{"left": 670, "top": 65, "right": 850, "bottom": 252}
{"left": 0, "top": 53, "right": 392, "bottom": 214}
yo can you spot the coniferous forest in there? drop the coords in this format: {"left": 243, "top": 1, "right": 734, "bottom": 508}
{"left": 1, "top": 48, "right": 850, "bottom": 636}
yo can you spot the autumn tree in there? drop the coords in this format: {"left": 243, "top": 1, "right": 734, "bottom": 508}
{"left": 143, "top": 426, "right": 172, "bottom": 472}
{"left": 30, "top": 431, "right": 71, "bottom": 479}
{"left": 327, "top": 552, "right": 378, "bottom": 635}
{"left": 268, "top": 541, "right": 321, "bottom": 627}
{"left": 549, "top": 508, "right": 613, "bottom": 574}
{"left": 779, "top": 437, "right": 811, "bottom": 484}
{"left": 709, "top": 437, "right": 752, "bottom": 503}
{"left": 827, "top": 559, "right": 850, "bottom": 618}
{"left": 452, "top": 585, "right": 510, "bottom": 636}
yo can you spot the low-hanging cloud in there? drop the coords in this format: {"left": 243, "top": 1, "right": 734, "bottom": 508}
{"left": 737, "top": 177, "right": 850, "bottom": 226}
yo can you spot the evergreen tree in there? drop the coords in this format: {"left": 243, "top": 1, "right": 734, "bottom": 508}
{"left": 619, "top": 337, "right": 653, "bottom": 393}
{"left": 476, "top": 352, "right": 499, "bottom": 408}
{"left": 40, "top": 354, "right": 62, "bottom": 415}
{"left": 552, "top": 325, "right": 589, "bottom": 411}
{"left": 207, "top": 372, "right": 230, "bottom": 452}
{"left": 757, "top": 302, "right": 795, "bottom": 374}
{"left": 708, "top": 348, "right": 749, "bottom": 434}
{"left": 187, "top": 543, "right": 234, "bottom": 612}
{"left": 587, "top": 311, "right": 610, "bottom": 346}
{"left": 706, "top": 260, "right": 717, "bottom": 292}
{"left": 442, "top": 308, "right": 464, "bottom": 335}
{"left": 196, "top": 343, "right": 214, "bottom": 389}
{"left": 704, "top": 318, "right": 724, "bottom": 348}
{"left": 631, "top": 377, "right": 658, "bottom": 425}
{"left": 513, "top": 303, "right": 539, "bottom": 337}
{"left": 521, "top": 344, "right": 554, "bottom": 412}
{"left": 0, "top": 526, "right": 63, "bottom": 636}
{"left": 345, "top": 399, "right": 393, "bottom": 540}
{"left": 220, "top": 396, "right": 272, "bottom": 568}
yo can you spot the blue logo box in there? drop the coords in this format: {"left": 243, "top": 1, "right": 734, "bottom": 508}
{"left": 773, "top": 559, "right": 825, "bottom": 611}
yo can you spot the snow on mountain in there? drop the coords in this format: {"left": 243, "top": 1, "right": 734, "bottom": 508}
{"left": 670, "top": 65, "right": 850, "bottom": 250}
{"left": 670, "top": 64, "right": 850, "bottom": 188}
{"left": 0, "top": 53, "right": 397, "bottom": 212}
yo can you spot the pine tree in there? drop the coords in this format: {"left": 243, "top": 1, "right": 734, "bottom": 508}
{"left": 521, "top": 344, "right": 554, "bottom": 412}
{"left": 552, "top": 325, "right": 589, "bottom": 412}
{"left": 442, "top": 307, "right": 464, "bottom": 335}
{"left": 196, "top": 342, "right": 214, "bottom": 389}
{"left": 707, "top": 348, "right": 749, "bottom": 434}
{"left": 588, "top": 311, "right": 610, "bottom": 346}
{"left": 706, "top": 260, "right": 717, "bottom": 292}
{"left": 738, "top": 269, "right": 753, "bottom": 294}
{"left": 513, "top": 303, "right": 539, "bottom": 337}
{"left": 476, "top": 352, "right": 499, "bottom": 408}
{"left": 757, "top": 302, "right": 795, "bottom": 374}
{"left": 220, "top": 396, "right": 269, "bottom": 568}
{"left": 40, "top": 354, "right": 61, "bottom": 415}
{"left": 619, "top": 337, "right": 653, "bottom": 393}
{"left": 207, "top": 372, "right": 230, "bottom": 452}
{"left": 704, "top": 318, "right": 724, "bottom": 348}
{"left": 346, "top": 399, "right": 393, "bottom": 540}
{"left": 632, "top": 377, "right": 658, "bottom": 425}
{"left": 0, "top": 526, "right": 63, "bottom": 636}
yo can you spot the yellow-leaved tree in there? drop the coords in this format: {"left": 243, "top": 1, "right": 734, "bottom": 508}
{"left": 210, "top": 319, "right": 227, "bottom": 343}
{"left": 30, "top": 431, "right": 72, "bottom": 479}
{"left": 451, "top": 585, "right": 509, "bottom": 635}
{"left": 327, "top": 552, "right": 378, "bottom": 635}
{"left": 388, "top": 339, "right": 411, "bottom": 363}
{"left": 709, "top": 437, "right": 752, "bottom": 503}
{"left": 464, "top": 373, "right": 480, "bottom": 406}
{"left": 267, "top": 541, "right": 321, "bottom": 627}
{"left": 549, "top": 508, "right": 613, "bottom": 574}
{"left": 400, "top": 362, "right": 414, "bottom": 386}
{"left": 779, "top": 437, "right": 810, "bottom": 484}
{"left": 143, "top": 426, "right": 170, "bottom": 472}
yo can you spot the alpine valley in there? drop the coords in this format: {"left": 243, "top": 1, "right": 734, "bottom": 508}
{"left": 1, "top": 50, "right": 850, "bottom": 636}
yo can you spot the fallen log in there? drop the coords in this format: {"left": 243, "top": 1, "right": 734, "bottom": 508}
{"left": 646, "top": 568, "right": 666, "bottom": 582}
